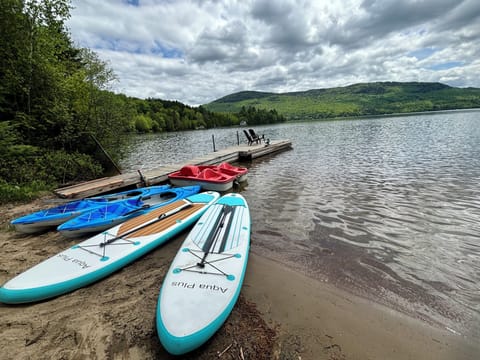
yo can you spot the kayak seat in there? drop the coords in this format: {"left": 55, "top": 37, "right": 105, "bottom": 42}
{"left": 218, "top": 162, "right": 233, "bottom": 170}
{"left": 217, "top": 168, "right": 235, "bottom": 177}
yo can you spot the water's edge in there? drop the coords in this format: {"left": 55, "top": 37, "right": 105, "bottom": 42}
{"left": 121, "top": 110, "right": 480, "bottom": 340}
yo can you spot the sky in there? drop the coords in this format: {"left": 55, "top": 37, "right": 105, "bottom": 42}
{"left": 66, "top": 0, "right": 480, "bottom": 106}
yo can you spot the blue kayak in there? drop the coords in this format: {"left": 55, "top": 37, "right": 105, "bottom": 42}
{"left": 10, "top": 185, "right": 171, "bottom": 234}
{"left": 57, "top": 185, "right": 201, "bottom": 237}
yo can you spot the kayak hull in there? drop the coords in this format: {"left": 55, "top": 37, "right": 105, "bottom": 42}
{"left": 57, "top": 186, "right": 200, "bottom": 238}
{"left": 10, "top": 185, "right": 171, "bottom": 234}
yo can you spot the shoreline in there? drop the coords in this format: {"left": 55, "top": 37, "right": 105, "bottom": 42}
{"left": 0, "top": 199, "right": 479, "bottom": 359}
{"left": 284, "top": 107, "right": 480, "bottom": 123}
{"left": 243, "top": 253, "right": 479, "bottom": 360}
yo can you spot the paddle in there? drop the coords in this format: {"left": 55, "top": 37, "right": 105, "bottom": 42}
{"left": 200, "top": 206, "right": 227, "bottom": 252}
{"left": 99, "top": 200, "right": 193, "bottom": 247}
{"left": 197, "top": 205, "right": 234, "bottom": 268}
{"left": 123, "top": 203, "right": 151, "bottom": 216}
{"left": 218, "top": 207, "right": 236, "bottom": 253}
{"left": 122, "top": 192, "right": 176, "bottom": 216}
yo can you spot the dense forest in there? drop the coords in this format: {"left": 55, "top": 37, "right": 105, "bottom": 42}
{"left": 205, "top": 82, "right": 480, "bottom": 120}
{"left": 0, "top": 0, "right": 285, "bottom": 202}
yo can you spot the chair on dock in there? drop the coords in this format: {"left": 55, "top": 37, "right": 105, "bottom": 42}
{"left": 243, "top": 130, "right": 256, "bottom": 146}
{"left": 249, "top": 129, "right": 265, "bottom": 144}
{"left": 243, "top": 129, "right": 264, "bottom": 146}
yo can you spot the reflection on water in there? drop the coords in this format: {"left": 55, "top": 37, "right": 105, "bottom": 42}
{"left": 122, "top": 110, "right": 480, "bottom": 338}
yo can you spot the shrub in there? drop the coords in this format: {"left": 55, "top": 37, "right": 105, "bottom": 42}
{"left": 134, "top": 114, "right": 153, "bottom": 133}
{"left": 0, "top": 180, "right": 52, "bottom": 205}
{"left": 0, "top": 148, "right": 103, "bottom": 187}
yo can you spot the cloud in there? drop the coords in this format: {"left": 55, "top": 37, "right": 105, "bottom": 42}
{"left": 67, "top": 0, "right": 480, "bottom": 105}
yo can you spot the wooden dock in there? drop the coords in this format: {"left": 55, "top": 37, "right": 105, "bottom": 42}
{"left": 54, "top": 139, "right": 292, "bottom": 199}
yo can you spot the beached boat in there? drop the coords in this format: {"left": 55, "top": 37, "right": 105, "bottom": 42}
{"left": 168, "top": 163, "right": 248, "bottom": 192}
{"left": 57, "top": 186, "right": 200, "bottom": 238}
{"left": 157, "top": 193, "right": 251, "bottom": 354}
{"left": 0, "top": 192, "right": 220, "bottom": 304}
{"left": 10, "top": 185, "right": 171, "bottom": 234}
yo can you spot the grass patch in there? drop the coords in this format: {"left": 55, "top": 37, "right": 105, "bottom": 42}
{"left": 0, "top": 180, "right": 53, "bottom": 205}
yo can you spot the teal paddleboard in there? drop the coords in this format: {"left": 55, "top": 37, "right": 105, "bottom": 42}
{"left": 156, "top": 193, "right": 251, "bottom": 355}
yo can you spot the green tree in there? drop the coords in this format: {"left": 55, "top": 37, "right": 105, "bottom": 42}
{"left": 0, "top": 0, "right": 127, "bottom": 191}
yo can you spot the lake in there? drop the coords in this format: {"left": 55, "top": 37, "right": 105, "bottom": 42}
{"left": 121, "top": 109, "right": 480, "bottom": 339}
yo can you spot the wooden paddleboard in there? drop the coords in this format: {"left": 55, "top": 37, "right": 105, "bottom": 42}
{"left": 156, "top": 193, "right": 251, "bottom": 355}
{"left": 0, "top": 192, "right": 220, "bottom": 304}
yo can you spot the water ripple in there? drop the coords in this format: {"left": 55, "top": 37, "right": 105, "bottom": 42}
{"left": 122, "top": 110, "right": 480, "bottom": 338}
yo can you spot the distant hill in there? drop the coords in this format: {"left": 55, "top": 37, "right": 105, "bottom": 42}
{"left": 204, "top": 82, "right": 480, "bottom": 120}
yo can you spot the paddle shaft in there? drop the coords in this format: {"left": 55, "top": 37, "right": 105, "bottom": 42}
{"left": 197, "top": 205, "right": 233, "bottom": 267}
{"left": 123, "top": 204, "right": 151, "bottom": 216}
{"left": 100, "top": 201, "right": 193, "bottom": 247}
{"left": 218, "top": 206, "right": 236, "bottom": 253}
{"left": 121, "top": 191, "right": 176, "bottom": 216}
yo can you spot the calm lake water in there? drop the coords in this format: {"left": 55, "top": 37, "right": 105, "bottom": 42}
{"left": 121, "top": 110, "right": 480, "bottom": 338}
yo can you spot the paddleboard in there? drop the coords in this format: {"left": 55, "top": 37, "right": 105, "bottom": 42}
{"left": 156, "top": 193, "right": 251, "bottom": 355}
{"left": 0, "top": 192, "right": 220, "bottom": 304}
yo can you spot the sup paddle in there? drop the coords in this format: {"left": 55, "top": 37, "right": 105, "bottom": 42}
{"left": 121, "top": 191, "right": 178, "bottom": 217}
{"left": 99, "top": 200, "right": 193, "bottom": 247}
{"left": 123, "top": 203, "right": 151, "bottom": 216}
{"left": 218, "top": 207, "right": 236, "bottom": 253}
{"left": 197, "top": 205, "right": 233, "bottom": 267}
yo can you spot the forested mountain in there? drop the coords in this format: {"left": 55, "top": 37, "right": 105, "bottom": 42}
{"left": 205, "top": 82, "right": 480, "bottom": 120}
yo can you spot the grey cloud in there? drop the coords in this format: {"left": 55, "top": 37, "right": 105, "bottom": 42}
{"left": 433, "top": 0, "right": 480, "bottom": 31}
{"left": 188, "top": 20, "right": 248, "bottom": 64}
{"left": 253, "top": 68, "right": 288, "bottom": 89}
{"left": 251, "top": 0, "right": 295, "bottom": 22}
{"left": 328, "top": 0, "right": 461, "bottom": 49}
{"left": 251, "top": 0, "right": 318, "bottom": 52}
{"left": 68, "top": 0, "right": 480, "bottom": 105}
{"left": 360, "top": 0, "right": 460, "bottom": 27}
{"left": 189, "top": 45, "right": 229, "bottom": 64}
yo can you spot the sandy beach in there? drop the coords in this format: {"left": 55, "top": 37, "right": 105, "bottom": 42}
{"left": 0, "top": 197, "right": 478, "bottom": 359}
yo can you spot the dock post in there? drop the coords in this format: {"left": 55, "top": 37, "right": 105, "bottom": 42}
{"left": 212, "top": 134, "right": 216, "bottom": 152}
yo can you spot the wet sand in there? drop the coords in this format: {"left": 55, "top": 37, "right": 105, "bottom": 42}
{"left": 0, "top": 198, "right": 478, "bottom": 359}
{"left": 244, "top": 255, "right": 479, "bottom": 360}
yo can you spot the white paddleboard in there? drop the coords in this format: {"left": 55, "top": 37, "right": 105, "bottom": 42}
{"left": 0, "top": 192, "right": 220, "bottom": 304}
{"left": 156, "top": 193, "right": 251, "bottom": 355}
